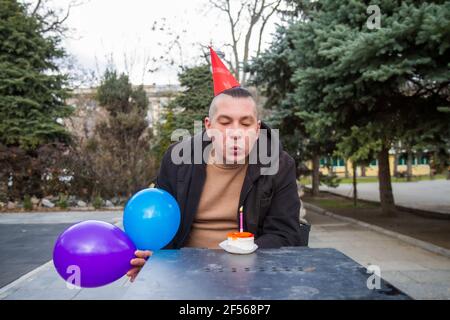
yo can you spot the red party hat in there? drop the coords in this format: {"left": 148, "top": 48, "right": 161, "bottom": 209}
{"left": 210, "top": 47, "right": 240, "bottom": 96}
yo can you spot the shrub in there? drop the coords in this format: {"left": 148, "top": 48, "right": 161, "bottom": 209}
{"left": 93, "top": 195, "right": 103, "bottom": 209}
{"left": 56, "top": 193, "right": 68, "bottom": 209}
{"left": 23, "top": 194, "right": 32, "bottom": 211}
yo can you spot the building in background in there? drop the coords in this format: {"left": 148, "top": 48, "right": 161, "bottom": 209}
{"left": 64, "top": 84, "right": 181, "bottom": 141}
{"left": 311, "top": 152, "right": 432, "bottom": 178}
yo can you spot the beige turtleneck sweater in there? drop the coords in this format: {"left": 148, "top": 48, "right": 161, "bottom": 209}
{"left": 184, "top": 149, "right": 248, "bottom": 249}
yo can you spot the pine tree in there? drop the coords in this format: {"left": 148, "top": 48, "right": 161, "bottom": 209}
{"left": 154, "top": 64, "right": 213, "bottom": 162}
{"left": 0, "top": 0, "right": 72, "bottom": 149}
{"left": 0, "top": 0, "right": 72, "bottom": 201}
{"left": 248, "top": 24, "right": 337, "bottom": 194}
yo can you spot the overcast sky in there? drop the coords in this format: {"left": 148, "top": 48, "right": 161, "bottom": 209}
{"left": 39, "top": 0, "right": 283, "bottom": 86}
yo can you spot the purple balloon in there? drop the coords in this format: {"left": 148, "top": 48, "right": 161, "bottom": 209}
{"left": 53, "top": 220, "right": 136, "bottom": 288}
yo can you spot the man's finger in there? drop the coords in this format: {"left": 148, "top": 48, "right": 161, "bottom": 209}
{"left": 130, "top": 258, "right": 146, "bottom": 267}
{"left": 127, "top": 266, "right": 144, "bottom": 283}
{"left": 135, "top": 250, "right": 152, "bottom": 259}
{"left": 126, "top": 267, "right": 140, "bottom": 277}
{"left": 127, "top": 269, "right": 139, "bottom": 282}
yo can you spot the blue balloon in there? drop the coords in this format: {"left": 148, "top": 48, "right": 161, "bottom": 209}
{"left": 123, "top": 188, "right": 181, "bottom": 250}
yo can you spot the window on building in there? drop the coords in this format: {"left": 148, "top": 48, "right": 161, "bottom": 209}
{"left": 398, "top": 155, "right": 406, "bottom": 165}
{"left": 332, "top": 157, "right": 338, "bottom": 166}
{"left": 420, "top": 155, "right": 429, "bottom": 165}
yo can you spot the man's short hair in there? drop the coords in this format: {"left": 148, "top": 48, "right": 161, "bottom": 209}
{"left": 221, "top": 87, "right": 254, "bottom": 99}
{"left": 209, "top": 87, "right": 259, "bottom": 120}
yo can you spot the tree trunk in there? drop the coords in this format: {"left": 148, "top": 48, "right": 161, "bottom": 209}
{"left": 406, "top": 147, "right": 413, "bottom": 182}
{"left": 361, "top": 165, "right": 366, "bottom": 177}
{"left": 344, "top": 160, "right": 349, "bottom": 179}
{"left": 352, "top": 162, "right": 358, "bottom": 207}
{"left": 0, "top": 171, "right": 8, "bottom": 202}
{"left": 430, "top": 151, "right": 436, "bottom": 180}
{"left": 377, "top": 145, "right": 396, "bottom": 215}
{"left": 312, "top": 154, "right": 320, "bottom": 197}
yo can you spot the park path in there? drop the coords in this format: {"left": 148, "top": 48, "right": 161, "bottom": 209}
{"left": 313, "top": 180, "right": 450, "bottom": 215}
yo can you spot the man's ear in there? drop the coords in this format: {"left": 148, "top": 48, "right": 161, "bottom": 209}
{"left": 204, "top": 117, "right": 211, "bottom": 129}
{"left": 204, "top": 117, "right": 213, "bottom": 140}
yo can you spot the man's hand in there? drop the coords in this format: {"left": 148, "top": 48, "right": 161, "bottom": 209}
{"left": 127, "top": 250, "right": 152, "bottom": 282}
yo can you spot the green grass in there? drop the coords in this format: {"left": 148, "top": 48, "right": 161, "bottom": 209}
{"left": 307, "top": 197, "right": 379, "bottom": 209}
{"left": 299, "top": 176, "right": 312, "bottom": 186}
{"left": 338, "top": 177, "right": 378, "bottom": 184}
{"left": 299, "top": 174, "right": 446, "bottom": 186}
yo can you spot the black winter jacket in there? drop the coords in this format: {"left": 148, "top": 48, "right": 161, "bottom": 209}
{"left": 155, "top": 122, "right": 309, "bottom": 249}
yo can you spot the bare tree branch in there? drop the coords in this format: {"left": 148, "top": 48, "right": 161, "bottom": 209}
{"left": 209, "top": 0, "right": 280, "bottom": 85}
{"left": 31, "top": 0, "right": 43, "bottom": 16}
{"left": 30, "top": 0, "right": 84, "bottom": 36}
{"left": 41, "top": 5, "right": 71, "bottom": 34}
{"left": 241, "top": 0, "right": 267, "bottom": 84}
{"left": 256, "top": 0, "right": 281, "bottom": 57}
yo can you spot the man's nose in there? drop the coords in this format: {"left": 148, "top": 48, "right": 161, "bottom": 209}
{"left": 228, "top": 128, "right": 243, "bottom": 140}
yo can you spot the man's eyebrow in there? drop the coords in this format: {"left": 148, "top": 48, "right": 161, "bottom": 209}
{"left": 216, "top": 115, "right": 233, "bottom": 121}
{"left": 215, "top": 115, "right": 256, "bottom": 122}
{"left": 240, "top": 116, "right": 255, "bottom": 122}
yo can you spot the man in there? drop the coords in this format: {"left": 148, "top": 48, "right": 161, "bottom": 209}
{"left": 126, "top": 48, "right": 309, "bottom": 282}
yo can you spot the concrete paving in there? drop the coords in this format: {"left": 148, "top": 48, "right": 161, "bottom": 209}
{"left": 0, "top": 260, "right": 131, "bottom": 300}
{"left": 0, "top": 210, "right": 123, "bottom": 225}
{"left": 0, "top": 210, "right": 123, "bottom": 288}
{"left": 314, "top": 180, "right": 450, "bottom": 215}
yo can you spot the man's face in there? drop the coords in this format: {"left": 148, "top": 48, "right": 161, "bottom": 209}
{"left": 205, "top": 95, "right": 261, "bottom": 164}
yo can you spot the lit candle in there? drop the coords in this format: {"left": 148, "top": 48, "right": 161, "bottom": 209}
{"left": 239, "top": 206, "right": 243, "bottom": 233}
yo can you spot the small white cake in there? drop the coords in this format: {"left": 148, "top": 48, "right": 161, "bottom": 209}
{"left": 227, "top": 232, "right": 255, "bottom": 250}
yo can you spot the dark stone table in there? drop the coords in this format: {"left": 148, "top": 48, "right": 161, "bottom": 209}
{"left": 123, "top": 247, "right": 411, "bottom": 300}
